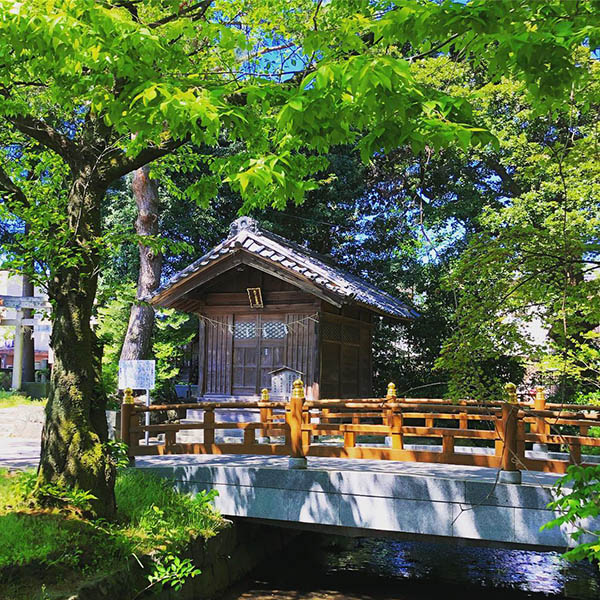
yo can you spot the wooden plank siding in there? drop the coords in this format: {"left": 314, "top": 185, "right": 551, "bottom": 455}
{"left": 205, "top": 314, "right": 233, "bottom": 395}
{"left": 319, "top": 309, "right": 373, "bottom": 399}
{"left": 285, "top": 312, "right": 317, "bottom": 400}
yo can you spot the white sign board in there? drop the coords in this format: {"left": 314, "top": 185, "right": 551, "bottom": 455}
{"left": 118, "top": 360, "right": 155, "bottom": 390}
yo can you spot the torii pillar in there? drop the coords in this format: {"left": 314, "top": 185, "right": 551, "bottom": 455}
{"left": 0, "top": 295, "right": 51, "bottom": 391}
{"left": 11, "top": 309, "right": 24, "bottom": 391}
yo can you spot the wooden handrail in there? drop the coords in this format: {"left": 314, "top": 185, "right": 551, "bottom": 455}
{"left": 119, "top": 381, "right": 600, "bottom": 475}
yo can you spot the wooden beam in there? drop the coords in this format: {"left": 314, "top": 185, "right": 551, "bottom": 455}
{"left": 151, "top": 254, "right": 243, "bottom": 307}
{"left": 0, "top": 295, "right": 51, "bottom": 310}
{"left": 0, "top": 318, "right": 37, "bottom": 327}
{"left": 241, "top": 254, "right": 343, "bottom": 308}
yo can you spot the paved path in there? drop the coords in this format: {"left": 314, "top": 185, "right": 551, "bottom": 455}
{"left": 0, "top": 437, "right": 42, "bottom": 470}
{"left": 0, "top": 437, "right": 563, "bottom": 488}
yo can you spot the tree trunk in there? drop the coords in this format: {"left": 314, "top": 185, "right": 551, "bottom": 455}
{"left": 38, "top": 173, "right": 115, "bottom": 518}
{"left": 120, "top": 165, "right": 162, "bottom": 361}
{"left": 21, "top": 272, "right": 35, "bottom": 383}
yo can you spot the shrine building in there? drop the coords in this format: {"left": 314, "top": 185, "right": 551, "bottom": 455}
{"left": 150, "top": 217, "right": 416, "bottom": 401}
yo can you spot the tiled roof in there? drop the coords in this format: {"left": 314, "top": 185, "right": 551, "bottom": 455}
{"left": 151, "top": 217, "right": 417, "bottom": 319}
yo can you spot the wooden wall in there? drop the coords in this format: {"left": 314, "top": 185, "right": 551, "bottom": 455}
{"left": 195, "top": 266, "right": 319, "bottom": 399}
{"left": 319, "top": 304, "right": 373, "bottom": 399}
{"left": 188, "top": 264, "right": 374, "bottom": 400}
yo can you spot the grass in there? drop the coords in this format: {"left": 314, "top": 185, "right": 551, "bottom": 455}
{"left": 0, "top": 468, "right": 225, "bottom": 599}
{"left": 0, "top": 391, "right": 46, "bottom": 409}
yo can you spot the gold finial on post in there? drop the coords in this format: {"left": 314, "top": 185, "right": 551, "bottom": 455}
{"left": 123, "top": 387, "right": 134, "bottom": 404}
{"left": 261, "top": 388, "right": 270, "bottom": 402}
{"left": 292, "top": 378, "right": 304, "bottom": 400}
{"left": 535, "top": 386, "right": 545, "bottom": 407}
{"left": 504, "top": 382, "right": 518, "bottom": 404}
{"left": 386, "top": 382, "right": 397, "bottom": 400}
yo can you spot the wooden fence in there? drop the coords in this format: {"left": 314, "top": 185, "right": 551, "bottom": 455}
{"left": 120, "top": 381, "right": 600, "bottom": 475}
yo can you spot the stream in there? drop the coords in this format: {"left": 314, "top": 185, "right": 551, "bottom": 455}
{"left": 220, "top": 537, "right": 600, "bottom": 600}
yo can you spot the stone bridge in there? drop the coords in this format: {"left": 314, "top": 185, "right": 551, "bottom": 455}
{"left": 137, "top": 454, "right": 596, "bottom": 551}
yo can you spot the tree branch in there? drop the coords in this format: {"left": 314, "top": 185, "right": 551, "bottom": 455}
{"left": 486, "top": 156, "right": 522, "bottom": 197}
{"left": 100, "top": 137, "right": 189, "bottom": 183}
{"left": 0, "top": 162, "right": 29, "bottom": 208}
{"left": 8, "top": 115, "right": 80, "bottom": 167}
{"left": 148, "top": 0, "right": 212, "bottom": 29}
{"left": 408, "top": 33, "right": 462, "bottom": 62}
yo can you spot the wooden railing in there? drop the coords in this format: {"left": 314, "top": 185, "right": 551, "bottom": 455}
{"left": 120, "top": 381, "right": 600, "bottom": 476}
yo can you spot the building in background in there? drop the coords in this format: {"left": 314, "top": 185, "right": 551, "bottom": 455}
{"left": 0, "top": 271, "right": 52, "bottom": 389}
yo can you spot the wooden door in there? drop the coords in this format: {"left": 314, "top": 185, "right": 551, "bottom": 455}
{"left": 232, "top": 316, "right": 288, "bottom": 396}
{"left": 232, "top": 316, "right": 259, "bottom": 396}
{"left": 259, "top": 319, "right": 286, "bottom": 390}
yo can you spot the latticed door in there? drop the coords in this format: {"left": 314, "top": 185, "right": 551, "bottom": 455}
{"left": 259, "top": 320, "right": 286, "bottom": 390}
{"left": 232, "top": 316, "right": 259, "bottom": 396}
{"left": 232, "top": 315, "right": 287, "bottom": 396}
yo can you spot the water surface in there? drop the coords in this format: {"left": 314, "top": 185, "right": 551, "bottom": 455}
{"left": 221, "top": 537, "right": 600, "bottom": 600}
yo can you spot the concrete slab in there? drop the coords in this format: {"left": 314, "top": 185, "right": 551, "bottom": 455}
{"left": 129, "top": 454, "right": 593, "bottom": 549}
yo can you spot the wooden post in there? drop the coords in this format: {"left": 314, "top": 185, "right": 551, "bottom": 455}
{"left": 120, "top": 388, "right": 135, "bottom": 463}
{"left": 499, "top": 395, "right": 521, "bottom": 484}
{"left": 204, "top": 408, "right": 215, "bottom": 449}
{"left": 532, "top": 386, "right": 548, "bottom": 454}
{"left": 287, "top": 378, "right": 307, "bottom": 469}
{"left": 259, "top": 388, "right": 271, "bottom": 443}
{"left": 385, "top": 382, "right": 396, "bottom": 447}
{"left": 390, "top": 406, "right": 403, "bottom": 450}
{"left": 442, "top": 434, "right": 454, "bottom": 460}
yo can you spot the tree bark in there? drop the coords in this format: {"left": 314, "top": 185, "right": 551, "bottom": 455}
{"left": 120, "top": 165, "right": 162, "bottom": 361}
{"left": 38, "top": 171, "right": 115, "bottom": 518}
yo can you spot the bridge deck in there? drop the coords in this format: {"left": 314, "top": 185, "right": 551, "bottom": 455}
{"left": 136, "top": 453, "right": 563, "bottom": 486}
{"left": 133, "top": 454, "right": 589, "bottom": 550}
{"left": 2, "top": 439, "right": 595, "bottom": 550}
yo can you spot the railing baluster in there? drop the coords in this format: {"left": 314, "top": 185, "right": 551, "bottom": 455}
{"left": 204, "top": 407, "right": 215, "bottom": 449}
{"left": 442, "top": 434, "right": 454, "bottom": 459}
{"left": 243, "top": 426, "right": 255, "bottom": 447}
{"left": 165, "top": 430, "right": 176, "bottom": 449}
{"left": 259, "top": 388, "right": 271, "bottom": 443}
{"left": 391, "top": 406, "right": 403, "bottom": 449}
{"left": 533, "top": 386, "right": 549, "bottom": 454}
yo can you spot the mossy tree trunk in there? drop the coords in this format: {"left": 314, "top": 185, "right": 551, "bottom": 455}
{"left": 38, "top": 170, "right": 116, "bottom": 518}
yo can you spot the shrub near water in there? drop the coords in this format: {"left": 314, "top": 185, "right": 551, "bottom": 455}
{"left": 116, "top": 470, "right": 222, "bottom": 548}
{"left": 0, "top": 468, "right": 223, "bottom": 598}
